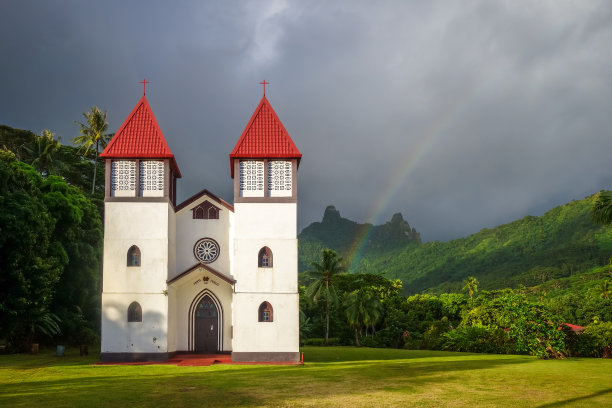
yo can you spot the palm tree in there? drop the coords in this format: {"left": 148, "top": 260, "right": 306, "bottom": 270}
{"left": 463, "top": 276, "right": 479, "bottom": 299}
{"left": 600, "top": 280, "right": 610, "bottom": 299}
{"left": 23, "top": 306, "right": 61, "bottom": 352}
{"left": 344, "top": 290, "right": 364, "bottom": 347}
{"left": 72, "top": 107, "right": 112, "bottom": 194}
{"left": 344, "top": 287, "right": 383, "bottom": 346}
{"left": 24, "top": 130, "right": 62, "bottom": 177}
{"left": 305, "top": 249, "right": 346, "bottom": 345}
{"left": 591, "top": 190, "right": 612, "bottom": 225}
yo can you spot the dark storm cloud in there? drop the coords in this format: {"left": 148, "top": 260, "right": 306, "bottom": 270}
{"left": 1, "top": 1, "right": 611, "bottom": 241}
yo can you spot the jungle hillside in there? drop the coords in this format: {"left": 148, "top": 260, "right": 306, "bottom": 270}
{"left": 299, "top": 199, "right": 612, "bottom": 297}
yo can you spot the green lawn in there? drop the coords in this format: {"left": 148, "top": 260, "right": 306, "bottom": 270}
{"left": 0, "top": 346, "right": 610, "bottom": 407}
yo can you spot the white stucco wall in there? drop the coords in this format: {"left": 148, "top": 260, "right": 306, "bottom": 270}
{"left": 168, "top": 205, "right": 176, "bottom": 279}
{"left": 233, "top": 239, "right": 297, "bottom": 293}
{"left": 102, "top": 201, "right": 171, "bottom": 354}
{"left": 167, "top": 286, "right": 178, "bottom": 352}
{"left": 173, "top": 195, "right": 232, "bottom": 281}
{"left": 101, "top": 293, "right": 168, "bottom": 353}
{"left": 103, "top": 202, "right": 170, "bottom": 293}
{"left": 233, "top": 202, "right": 297, "bottom": 293}
{"left": 232, "top": 201, "right": 299, "bottom": 355}
{"left": 232, "top": 293, "right": 299, "bottom": 352}
{"left": 234, "top": 203, "right": 296, "bottom": 239}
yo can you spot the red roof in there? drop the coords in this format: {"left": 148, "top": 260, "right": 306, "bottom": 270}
{"left": 229, "top": 96, "right": 301, "bottom": 177}
{"left": 101, "top": 95, "right": 181, "bottom": 177}
{"left": 561, "top": 323, "right": 585, "bottom": 332}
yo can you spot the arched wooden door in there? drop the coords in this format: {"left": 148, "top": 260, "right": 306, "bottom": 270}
{"left": 194, "top": 295, "right": 218, "bottom": 352}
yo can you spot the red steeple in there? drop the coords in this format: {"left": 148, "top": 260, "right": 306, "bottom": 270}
{"left": 229, "top": 95, "right": 301, "bottom": 178}
{"left": 101, "top": 95, "right": 181, "bottom": 177}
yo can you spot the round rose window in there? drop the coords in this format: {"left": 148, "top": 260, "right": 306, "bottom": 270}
{"left": 194, "top": 238, "right": 220, "bottom": 264}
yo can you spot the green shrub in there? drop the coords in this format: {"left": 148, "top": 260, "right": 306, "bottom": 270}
{"left": 571, "top": 322, "right": 612, "bottom": 357}
{"left": 360, "top": 335, "right": 388, "bottom": 348}
{"left": 303, "top": 337, "right": 340, "bottom": 346}
{"left": 441, "top": 326, "right": 510, "bottom": 353}
{"left": 422, "top": 317, "right": 453, "bottom": 350}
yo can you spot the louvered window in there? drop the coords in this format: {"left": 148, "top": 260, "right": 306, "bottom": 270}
{"left": 268, "top": 161, "right": 292, "bottom": 197}
{"left": 239, "top": 161, "right": 264, "bottom": 197}
{"left": 140, "top": 160, "right": 164, "bottom": 197}
{"left": 111, "top": 160, "right": 136, "bottom": 196}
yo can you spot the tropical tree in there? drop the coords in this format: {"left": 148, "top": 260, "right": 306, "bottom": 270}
{"left": 591, "top": 190, "right": 612, "bottom": 225}
{"left": 24, "top": 129, "right": 62, "bottom": 176}
{"left": 0, "top": 151, "right": 62, "bottom": 350}
{"left": 305, "top": 249, "right": 346, "bottom": 344}
{"left": 463, "top": 276, "right": 479, "bottom": 299}
{"left": 599, "top": 280, "right": 610, "bottom": 300}
{"left": 461, "top": 291, "right": 566, "bottom": 358}
{"left": 22, "top": 306, "right": 61, "bottom": 352}
{"left": 0, "top": 151, "right": 103, "bottom": 350}
{"left": 344, "top": 287, "right": 383, "bottom": 346}
{"left": 72, "top": 107, "right": 112, "bottom": 194}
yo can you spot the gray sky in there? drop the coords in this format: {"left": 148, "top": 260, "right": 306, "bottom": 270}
{"left": 2, "top": 1, "right": 612, "bottom": 242}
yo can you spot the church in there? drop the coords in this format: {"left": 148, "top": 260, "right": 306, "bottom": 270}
{"left": 99, "top": 83, "right": 301, "bottom": 362}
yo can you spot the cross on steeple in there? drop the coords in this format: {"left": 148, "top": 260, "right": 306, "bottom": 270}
{"left": 259, "top": 80, "right": 269, "bottom": 96}
{"left": 139, "top": 78, "right": 150, "bottom": 96}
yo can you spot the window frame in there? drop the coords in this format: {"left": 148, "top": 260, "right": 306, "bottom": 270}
{"left": 258, "top": 246, "right": 273, "bottom": 268}
{"left": 127, "top": 302, "right": 142, "bottom": 322}
{"left": 258, "top": 301, "right": 273, "bottom": 322}
{"left": 127, "top": 245, "right": 141, "bottom": 267}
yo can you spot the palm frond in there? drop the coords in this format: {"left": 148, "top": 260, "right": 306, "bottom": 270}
{"left": 591, "top": 190, "right": 612, "bottom": 225}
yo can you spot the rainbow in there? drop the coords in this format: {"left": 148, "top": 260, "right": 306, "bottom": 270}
{"left": 345, "top": 79, "right": 487, "bottom": 270}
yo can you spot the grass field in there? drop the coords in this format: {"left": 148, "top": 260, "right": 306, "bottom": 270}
{"left": 0, "top": 346, "right": 610, "bottom": 407}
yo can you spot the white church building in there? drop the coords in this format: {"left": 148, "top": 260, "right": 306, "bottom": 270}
{"left": 99, "top": 86, "right": 301, "bottom": 362}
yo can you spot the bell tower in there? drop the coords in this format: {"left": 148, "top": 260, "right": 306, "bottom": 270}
{"left": 229, "top": 85, "right": 302, "bottom": 362}
{"left": 99, "top": 84, "right": 181, "bottom": 362}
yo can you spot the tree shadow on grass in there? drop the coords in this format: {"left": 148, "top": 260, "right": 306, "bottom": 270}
{"left": 535, "top": 388, "right": 612, "bottom": 407}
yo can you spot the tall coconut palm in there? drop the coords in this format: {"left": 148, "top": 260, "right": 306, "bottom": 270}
{"left": 72, "top": 107, "right": 112, "bottom": 194}
{"left": 344, "top": 287, "right": 383, "bottom": 346}
{"left": 25, "top": 129, "right": 62, "bottom": 176}
{"left": 305, "top": 249, "right": 346, "bottom": 345}
{"left": 463, "top": 276, "right": 479, "bottom": 299}
{"left": 591, "top": 190, "right": 612, "bottom": 225}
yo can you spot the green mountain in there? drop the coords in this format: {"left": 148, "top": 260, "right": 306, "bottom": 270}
{"left": 299, "top": 197, "right": 612, "bottom": 295}
{"left": 298, "top": 205, "right": 420, "bottom": 272}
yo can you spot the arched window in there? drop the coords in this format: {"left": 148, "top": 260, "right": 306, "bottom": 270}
{"left": 127, "top": 302, "right": 142, "bottom": 322}
{"left": 258, "top": 301, "right": 273, "bottom": 322}
{"left": 127, "top": 245, "right": 141, "bottom": 267}
{"left": 258, "top": 247, "right": 273, "bottom": 268}
{"left": 208, "top": 206, "right": 218, "bottom": 219}
{"left": 191, "top": 200, "right": 220, "bottom": 220}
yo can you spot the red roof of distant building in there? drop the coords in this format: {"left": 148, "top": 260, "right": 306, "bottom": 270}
{"left": 561, "top": 323, "right": 585, "bottom": 332}
{"left": 101, "top": 95, "right": 181, "bottom": 177}
{"left": 229, "top": 96, "right": 301, "bottom": 177}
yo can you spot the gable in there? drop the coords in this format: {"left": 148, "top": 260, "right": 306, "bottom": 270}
{"left": 167, "top": 263, "right": 235, "bottom": 286}
{"left": 175, "top": 189, "right": 234, "bottom": 214}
